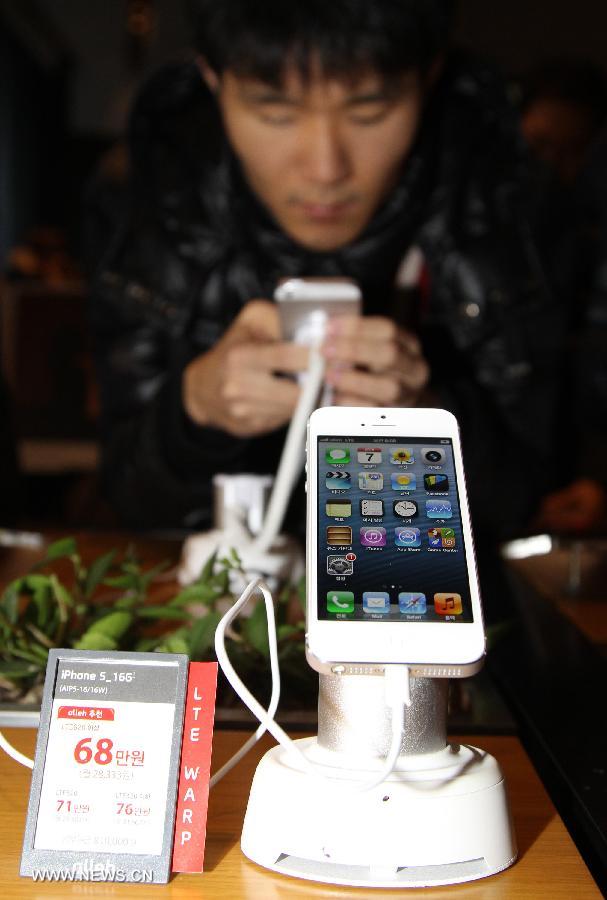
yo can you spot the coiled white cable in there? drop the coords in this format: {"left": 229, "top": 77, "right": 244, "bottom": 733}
{"left": 212, "top": 576, "right": 412, "bottom": 792}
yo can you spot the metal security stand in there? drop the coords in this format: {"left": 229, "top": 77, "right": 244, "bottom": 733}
{"left": 241, "top": 673, "right": 516, "bottom": 888}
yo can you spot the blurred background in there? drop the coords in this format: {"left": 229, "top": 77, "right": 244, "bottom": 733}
{"left": 1, "top": 0, "right": 606, "bottom": 529}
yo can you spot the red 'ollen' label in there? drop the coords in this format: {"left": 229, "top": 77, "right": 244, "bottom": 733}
{"left": 171, "top": 662, "right": 218, "bottom": 872}
{"left": 57, "top": 706, "right": 115, "bottom": 721}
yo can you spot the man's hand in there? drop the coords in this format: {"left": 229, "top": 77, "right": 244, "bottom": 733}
{"left": 321, "top": 315, "right": 429, "bottom": 406}
{"left": 533, "top": 478, "right": 607, "bottom": 533}
{"left": 183, "top": 300, "right": 309, "bottom": 437}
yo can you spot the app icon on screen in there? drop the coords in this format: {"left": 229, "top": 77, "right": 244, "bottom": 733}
{"left": 394, "top": 526, "right": 421, "bottom": 547}
{"left": 360, "top": 499, "right": 384, "bottom": 517}
{"left": 393, "top": 499, "right": 418, "bottom": 518}
{"left": 325, "top": 447, "right": 350, "bottom": 464}
{"left": 399, "top": 592, "right": 427, "bottom": 614}
{"left": 434, "top": 593, "right": 462, "bottom": 615}
{"left": 326, "top": 470, "right": 351, "bottom": 490}
{"left": 391, "top": 472, "right": 417, "bottom": 491}
{"left": 326, "top": 526, "right": 353, "bottom": 545}
{"left": 426, "top": 499, "right": 452, "bottom": 519}
{"left": 327, "top": 555, "right": 354, "bottom": 575}
{"left": 424, "top": 473, "right": 449, "bottom": 491}
{"left": 427, "top": 527, "right": 456, "bottom": 548}
{"left": 359, "top": 527, "right": 387, "bottom": 547}
{"left": 357, "top": 447, "right": 382, "bottom": 464}
{"left": 326, "top": 499, "right": 352, "bottom": 517}
{"left": 390, "top": 448, "right": 415, "bottom": 465}
{"left": 326, "top": 591, "right": 355, "bottom": 613}
{"left": 358, "top": 471, "right": 384, "bottom": 491}
{"left": 421, "top": 447, "right": 446, "bottom": 465}
{"left": 363, "top": 592, "right": 391, "bottom": 613}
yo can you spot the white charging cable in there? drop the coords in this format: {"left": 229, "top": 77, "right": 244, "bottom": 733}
{"left": 250, "top": 345, "right": 325, "bottom": 555}
{"left": 0, "top": 729, "right": 34, "bottom": 769}
{"left": 212, "top": 576, "right": 412, "bottom": 792}
{"left": 210, "top": 578, "right": 282, "bottom": 787}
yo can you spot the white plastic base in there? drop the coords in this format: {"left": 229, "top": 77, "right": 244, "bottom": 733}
{"left": 241, "top": 737, "right": 517, "bottom": 888}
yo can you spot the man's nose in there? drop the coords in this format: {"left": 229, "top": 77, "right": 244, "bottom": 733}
{"left": 299, "top": 119, "right": 351, "bottom": 185}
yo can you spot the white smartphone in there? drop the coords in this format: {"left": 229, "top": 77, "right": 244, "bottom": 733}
{"left": 306, "top": 406, "right": 486, "bottom": 677}
{"left": 274, "top": 277, "right": 362, "bottom": 345}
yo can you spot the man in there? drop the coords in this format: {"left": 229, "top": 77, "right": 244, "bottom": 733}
{"left": 520, "top": 60, "right": 607, "bottom": 532}
{"left": 91, "top": 0, "right": 560, "bottom": 539}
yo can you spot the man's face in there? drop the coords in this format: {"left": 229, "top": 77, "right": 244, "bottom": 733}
{"left": 521, "top": 98, "right": 596, "bottom": 184}
{"left": 210, "top": 65, "right": 425, "bottom": 252}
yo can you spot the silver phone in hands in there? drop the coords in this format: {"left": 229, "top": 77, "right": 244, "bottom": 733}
{"left": 306, "top": 406, "right": 486, "bottom": 677}
{"left": 274, "top": 277, "right": 362, "bottom": 345}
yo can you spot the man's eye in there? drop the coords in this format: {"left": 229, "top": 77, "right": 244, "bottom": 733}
{"left": 257, "top": 105, "right": 296, "bottom": 125}
{"left": 348, "top": 105, "right": 391, "bottom": 125}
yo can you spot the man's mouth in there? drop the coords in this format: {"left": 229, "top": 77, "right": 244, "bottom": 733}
{"left": 294, "top": 198, "right": 358, "bottom": 222}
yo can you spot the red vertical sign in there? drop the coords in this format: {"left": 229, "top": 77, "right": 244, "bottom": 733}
{"left": 172, "top": 662, "right": 218, "bottom": 872}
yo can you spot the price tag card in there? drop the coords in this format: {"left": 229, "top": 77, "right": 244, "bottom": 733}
{"left": 21, "top": 650, "right": 188, "bottom": 884}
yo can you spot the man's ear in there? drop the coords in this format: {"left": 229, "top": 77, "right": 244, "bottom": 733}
{"left": 196, "top": 56, "right": 220, "bottom": 94}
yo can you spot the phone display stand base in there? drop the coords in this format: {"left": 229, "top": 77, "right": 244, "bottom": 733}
{"left": 241, "top": 674, "right": 516, "bottom": 888}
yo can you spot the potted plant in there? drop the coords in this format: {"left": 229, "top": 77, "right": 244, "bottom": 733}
{"left": 0, "top": 537, "right": 317, "bottom": 713}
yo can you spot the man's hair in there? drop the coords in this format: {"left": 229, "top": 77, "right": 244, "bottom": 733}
{"left": 187, "top": 0, "right": 455, "bottom": 85}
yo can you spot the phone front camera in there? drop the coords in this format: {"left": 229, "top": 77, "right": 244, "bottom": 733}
{"left": 381, "top": 415, "right": 386, "bottom": 419}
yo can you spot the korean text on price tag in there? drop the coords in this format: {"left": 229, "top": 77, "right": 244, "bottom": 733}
{"left": 21, "top": 650, "right": 188, "bottom": 884}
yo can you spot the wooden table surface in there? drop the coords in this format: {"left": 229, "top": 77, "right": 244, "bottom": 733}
{"left": 0, "top": 727, "right": 601, "bottom": 898}
{"left": 0, "top": 533, "right": 602, "bottom": 894}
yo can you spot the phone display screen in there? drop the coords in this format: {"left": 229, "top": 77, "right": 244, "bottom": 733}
{"left": 317, "top": 436, "right": 473, "bottom": 623}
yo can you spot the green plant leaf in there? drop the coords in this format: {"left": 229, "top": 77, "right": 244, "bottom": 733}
{"left": 276, "top": 624, "right": 303, "bottom": 641}
{"left": 199, "top": 549, "right": 217, "bottom": 582}
{"left": 241, "top": 601, "right": 270, "bottom": 658}
{"left": 140, "top": 560, "right": 170, "bottom": 589}
{"left": 84, "top": 550, "right": 116, "bottom": 598}
{"left": 49, "top": 576, "right": 73, "bottom": 623}
{"left": 24, "top": 622, "right": 55, "bottom": 649}
{"left": 160, "top": 635, "right": 190, "bottom": 655}
{"left": 73, "top": 632, "right": 118, "bottom": 651}
{"left": 134, "top": 636, "right": 165, "bottom": 652}
{"left": 0, "top": 660, "right": 41, "bottom": 679}
{"left": 213, "top": 569, "right": 230, "bottom": 594}
{"left": 169, "top": 582, "right": 224, "bottom": 607}
{"left": 88, "top": 611, "right": 133, "bottom": 640}
{"left": 24, "top": 574, "right": 51, "bottom": 591}
{"left": 229, "top": 547, "right": 242, "bottom": 567}
{"left": 0, "top": 579, "right": 22, "bottom": 624}
{"left": 7, "top": 645, "right": 49, "bottom": 665}
{"left": 24, "top": 576, "right": 53, "bottom": 629}
{"left": 114, "top": 593, "right": 138, "bottom": 610}
{"left": 103, "top": 574, "right": 137, "bottom": 589}
{"left": 38, "top": 536, "right": 77, "bottom": 565}
{"left": 187, "top": 612, "right": 222, "bottom": 659}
